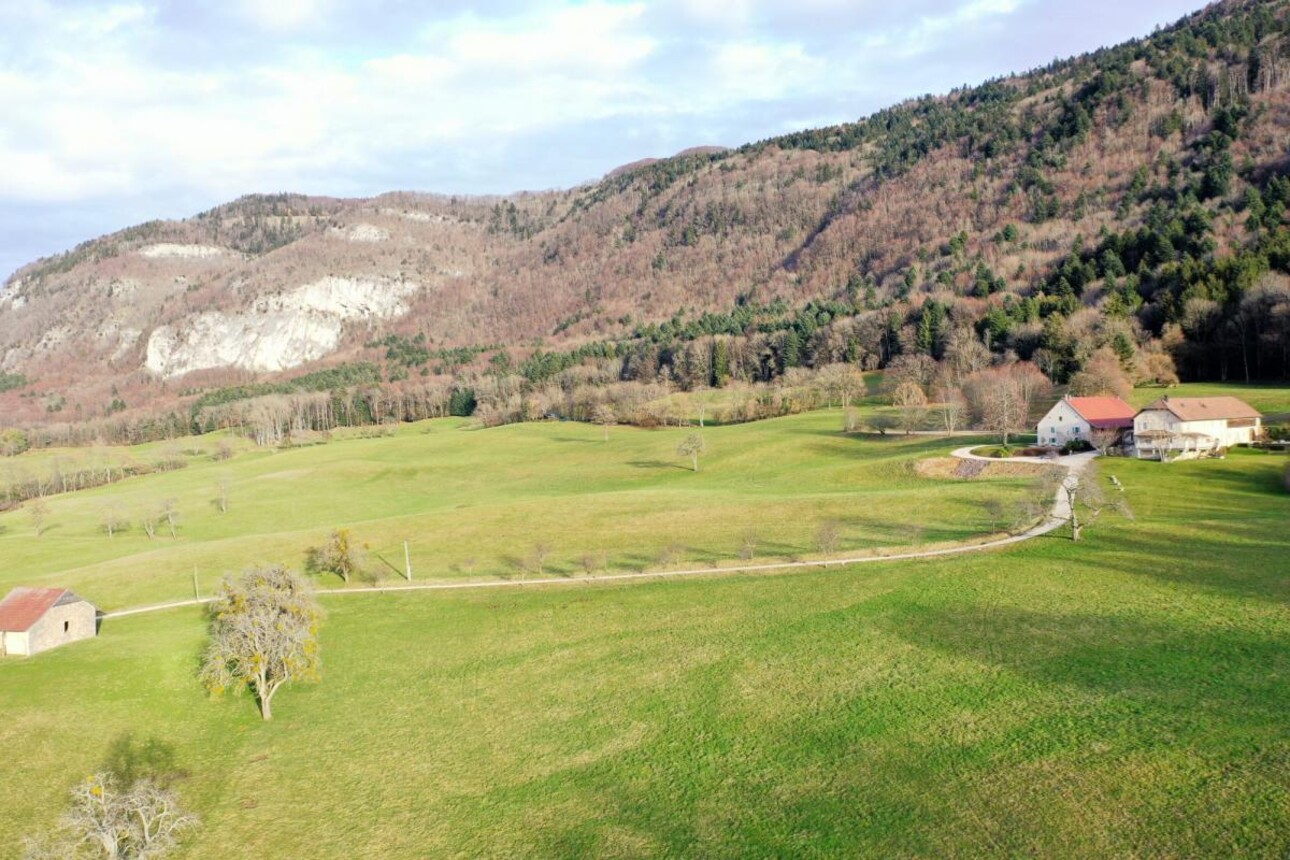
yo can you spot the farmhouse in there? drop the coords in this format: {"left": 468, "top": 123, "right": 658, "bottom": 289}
{"left": 1036, "top": 395, "right": 1136, "bottom": 448}
{"left": 0, "top": 588, "right": 97, "bottom": 657}
{"left": 1133, "top": 396, "right": 1263, "bottom": 461}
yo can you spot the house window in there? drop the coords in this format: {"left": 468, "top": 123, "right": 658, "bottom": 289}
{"left": 63, "top": 621, "right": 70, "bottom": 633}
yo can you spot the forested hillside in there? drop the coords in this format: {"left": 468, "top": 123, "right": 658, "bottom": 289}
{"left": 1, "top": 0, "right": 1289, "bottom": 443}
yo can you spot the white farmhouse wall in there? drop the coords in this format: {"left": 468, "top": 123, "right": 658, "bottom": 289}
{"left": 1135, "top": 412, "right": 1259, "bottom": 447}
{"left": 1037, "top": 400, "right": 1090, "bottom": 446}
{"left": 0, "top": 630, "right": 28, "bottom": 656}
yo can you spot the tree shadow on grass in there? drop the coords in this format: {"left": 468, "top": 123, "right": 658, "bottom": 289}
{"left": 627, "top": 460, "right": 690, "bottom": 471}
{"left": 101, "top": 731, "right": 188, "bottom": 787}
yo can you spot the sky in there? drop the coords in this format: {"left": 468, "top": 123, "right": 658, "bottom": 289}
{"left": 0, "top": 0, "right": 1207, "bottom": 281}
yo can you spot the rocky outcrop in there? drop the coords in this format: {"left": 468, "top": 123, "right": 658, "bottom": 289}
{"left": 144, "top": 276, "right": 419, "bottom": 378}
{"left": 138, "top": 244, "right": 228, "bottom": 259}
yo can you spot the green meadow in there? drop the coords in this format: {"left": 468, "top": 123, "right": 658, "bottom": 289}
{"left": 1, "top": 394, "right": 1288, "bottom": 858}
{"left": 0, "top": 412, "right": 1036, "bottom": 611}
{"left": 0, "top": 445, "right": 1286, "bottom": 857}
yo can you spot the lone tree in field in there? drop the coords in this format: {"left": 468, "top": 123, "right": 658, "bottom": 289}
{"left": 160, "top": 498, "right": 180, "bottom": 539}
{"left": 678, "top": 433, "right": 706, "bottom": 472}
{"left": 312, "top": 528, "right": 362, "bottom": 583}
{"left": 1042, "top": 463, "right": 1132, "bottom": 541}
{"left": 816, "top": 520, "right": 841, "bottom": 554}
{"left": 891, "top": 381, "right": 928, "bottom": 434}
{"left": 23, "top": 772, "right": 197, "bottom": 860}
{"left": 28, "top": 499, "right": 48, "bottom": 537}
{"left": 592, "top": 404, "right": 617, "bottom": 441}
{"left": 199, "top": 565, "right": 323, "bottom": 721}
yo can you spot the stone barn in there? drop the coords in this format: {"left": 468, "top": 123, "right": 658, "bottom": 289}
{"left": 0, "top": 588, "right": 98, "bottom": 657}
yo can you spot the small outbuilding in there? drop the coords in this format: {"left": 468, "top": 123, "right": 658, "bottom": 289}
{"left": 1036, "top": 395, "right": 1137, "bottom": 448}
{"left": 0, "top": 587, "right": 97, "bottom": 657}
{"left": 1133, "top": 396, "right": 1263, "bottom": 460}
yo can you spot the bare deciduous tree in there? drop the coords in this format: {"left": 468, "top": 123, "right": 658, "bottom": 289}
{"left": 934, "top": 386, "right": 967, "bottom": 434}
{"left": 160, "top": 499, "right": 179, "bottom": 539}
{"left": 28, "top": 499, "right": 48, "bottom": 537}
{"left": 1089, "top": 427, "right": 1123, "bottom": 455}
{"left": 816, "top": 521, "right": 841, "bottom": 554}
{"left": 892, "top": 381, "right": 928, "bottom": 434}
{"left": 526, "top": 542, "right": 553, "bottom": 578}
{"left": 23, "top": 772, "right": 197, "bottom": 860}
{"left": 100, "top": 506, "right": 125, "bottom": 539}
{"left": 591, "top": 404, "right": 617, "bottom": 441}
{"left": 738, "top": 529, "right": 758, "bottom": 560}
{"left": 214, "top": 477, "right": 230, "bottom": 514}
{"left": 1043, "top": 464, "right": 1132, "bottom": 541}
{"left": 677, "top": 433, "right": 706, "bottom": 472}
{"left": 199, "top": 565, "right": 323, "bottom": 720}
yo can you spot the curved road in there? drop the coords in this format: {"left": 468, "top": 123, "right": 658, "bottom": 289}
{"left": 103, "top": 446, "right": 1098, "bottom": 621}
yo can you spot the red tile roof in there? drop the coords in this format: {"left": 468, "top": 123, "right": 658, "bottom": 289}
{"left": 0, "top": 587, "right": 75, "bottom": 633}
{"left": 1141, "top": 396, "right": 1262, "bottom": 422}
{"left": 1064, "top": 396, "right": 1136, "bottom": 429}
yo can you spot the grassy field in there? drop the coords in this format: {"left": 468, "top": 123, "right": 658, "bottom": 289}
{"left": 0, "top": 411, "right": 1035, "bottom": 611}
{"left": 0, "top": 445, "right": 1286, "bottom": 857}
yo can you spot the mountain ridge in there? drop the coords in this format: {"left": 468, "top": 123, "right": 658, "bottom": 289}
{"left": 2, "top": 0, "right": 1288, "bottom": 435}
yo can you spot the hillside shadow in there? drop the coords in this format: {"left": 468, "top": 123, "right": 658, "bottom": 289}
{"left": 1080, "top": 526, "right": 1290, "bottom": 604}
{"left": 876, "top": 603, "right": 1285, "bottom": 733}
{"left": 550, "top": 436, "right": 598, "bottom": 444}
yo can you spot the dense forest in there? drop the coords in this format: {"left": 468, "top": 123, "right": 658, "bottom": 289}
{"left": 2, "top": 0, "right": 1289, "bottom": 447}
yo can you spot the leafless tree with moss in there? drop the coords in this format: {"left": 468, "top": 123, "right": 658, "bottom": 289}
{"left": 139, "top": 511, "right": 158, "bottom": 541}
{"left": 311, "top": 528, "right": 362, "bottom": 583}
{"left": 677, "top": 433, "right": 706, "bottom": 472}
{"left": 22, "top": 772, "right": 197, "bottom": 860}
{"left": 738, "top": 529, "right": 758, "bottom": 560}
{"left": 199, "top": 565, "right": 323, "bottom": 720}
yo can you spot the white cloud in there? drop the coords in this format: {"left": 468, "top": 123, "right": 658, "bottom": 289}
{"left": 0, "top": 0, "right": 1209, "bottom": 278}
{"left": 445, "top": 2, "right": 655, "bottom": 73}
{"left": 235, "top": 0, "right": 334, "bottom": 32}
{"left": 710, "top": 42, "right": 825, "bottom": 102}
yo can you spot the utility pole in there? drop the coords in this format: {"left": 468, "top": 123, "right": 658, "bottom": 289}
{"left": 404, "top": 541, "right": 413, "bottom": 581}
{"left": 192, "top": 567, "right": 200, "bottom": 600}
